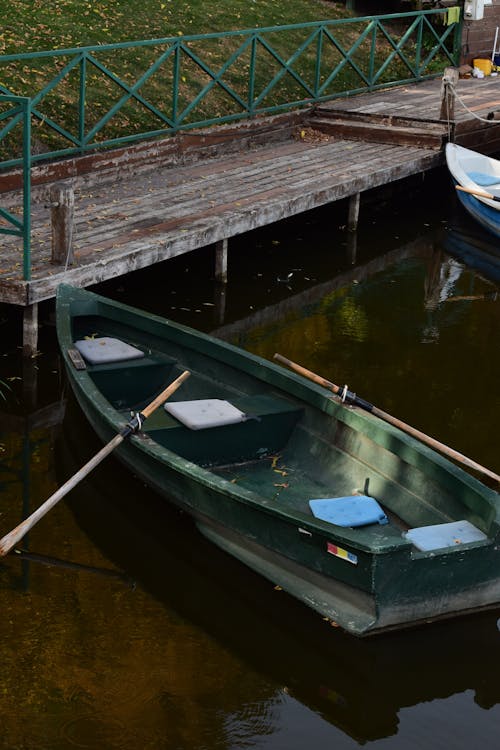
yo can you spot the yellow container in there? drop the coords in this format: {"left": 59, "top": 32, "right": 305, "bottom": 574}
{"left": 473, "top": 58, "right": 493, "bottom": 75}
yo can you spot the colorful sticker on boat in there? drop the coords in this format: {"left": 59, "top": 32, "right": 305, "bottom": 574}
{"left": 327, "top": 542, "right": 358, "bottom": 565}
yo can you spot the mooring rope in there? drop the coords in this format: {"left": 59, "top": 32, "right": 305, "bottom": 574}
{"left": 449, "top": 82, "right": 495, "bottom": 124}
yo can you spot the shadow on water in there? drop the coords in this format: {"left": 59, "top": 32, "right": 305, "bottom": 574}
{"left": 54, "top": 383, "right": 500, "bottom": 746}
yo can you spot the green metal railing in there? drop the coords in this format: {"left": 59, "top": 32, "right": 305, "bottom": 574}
{"left": 0, "top": 95, "right": 31, "bottom": 280}
{"left": 0, "top": 8, "right": 461, "bottom": 279}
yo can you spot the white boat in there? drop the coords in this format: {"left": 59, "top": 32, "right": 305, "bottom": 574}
{"left": 445, "top": 143, "right": 500, "bottom": 237}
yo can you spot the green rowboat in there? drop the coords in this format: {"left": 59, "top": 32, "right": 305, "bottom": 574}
{"left": 56, "top": 284, "right": 500, "bottom": 636}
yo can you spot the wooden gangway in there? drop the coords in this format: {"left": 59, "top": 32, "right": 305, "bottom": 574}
{"left": 2, "top": 75, "right": 500, "bottom": 353}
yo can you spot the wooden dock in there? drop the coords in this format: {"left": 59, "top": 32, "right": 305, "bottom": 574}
{"left": 2, "top": 74, "right": 500, "bottom": 352}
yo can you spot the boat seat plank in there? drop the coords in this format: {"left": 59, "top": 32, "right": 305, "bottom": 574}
{"left": 144, "top": 392, "right": 303, "bottom": 465}
{"left": 88, "top": 355, "right": 176, "bottom": 372}
{"left": 89, "top": 358, "right": 178, "bottom": 410}
{"left": 143, "top": 392, "right": 299, "bottom": 430}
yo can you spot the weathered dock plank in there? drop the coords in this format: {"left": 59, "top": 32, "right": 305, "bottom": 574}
{"left": 315, "top": 77, "right": 500, "bottom": 148}
{"left": 0, "top": 137, "right": 441, "bottom": 308}
{"left": 2, "top": 74, "right": 500, "bottom": 355}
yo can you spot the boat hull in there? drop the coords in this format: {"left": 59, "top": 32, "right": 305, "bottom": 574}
{"left": 456, "top": 190, "right": 500, "bottom": 237}
{"left": 57, "top": 284, "right": 500, "bottom": 636}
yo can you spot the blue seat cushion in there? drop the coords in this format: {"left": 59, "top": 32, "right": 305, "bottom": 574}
{"left": 466, "top": 171, "right": 500, "bottom": 187}
{"left": 309, "top": 495, "right": 388, "bottom": 527}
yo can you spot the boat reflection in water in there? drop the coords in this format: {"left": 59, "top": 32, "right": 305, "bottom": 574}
{"left": 442, "top": 223, "right": 500, "bottom": 284}
{"left": 60, "top": 393, "right": 500, "bottom": 745}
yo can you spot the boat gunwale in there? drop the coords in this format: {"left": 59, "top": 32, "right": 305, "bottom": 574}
{"left": 56, "top": 285, "right": 500, "bottom": 554}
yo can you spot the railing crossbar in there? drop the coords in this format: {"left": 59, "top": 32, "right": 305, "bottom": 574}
{"left": 83, "top": 48, "right": 176, "bottom": 143}
{"left": 176, "top": 39, "right": 251, "bottom": 124}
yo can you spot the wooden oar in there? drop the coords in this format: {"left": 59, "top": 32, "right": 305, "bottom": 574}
{"left": 0, "top": 370, "right": 190, "bottom": 557}
{"left": 456, "top": 185, "right": 500, "bottom": 202}
{"left": 273, "top": 354, "right": 500, "bottom": 485}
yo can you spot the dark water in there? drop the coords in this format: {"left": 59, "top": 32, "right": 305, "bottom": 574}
{"left": 1, "top": 170, "right": 500, "bottom": 749}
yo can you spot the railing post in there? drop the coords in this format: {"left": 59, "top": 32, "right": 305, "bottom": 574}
{"left": 248, "top": 34, "right": 257, "bottom": 117}
{"left": 416, "top": 15, "right": 423, "bottom": 74}
{"left": 314, "top": 26, "right": 323, "bottom": 99}
{"left": 369, "top": 21, "right": 377, "bottom": 86}
{"left": 78, "top": 52, "right": 87, "bottom": 150}
{"left": 172, "top": 40, "right": 181, "bottom": 129}
{"left": 22, "top": 97, "right": 32, "bottom": 281}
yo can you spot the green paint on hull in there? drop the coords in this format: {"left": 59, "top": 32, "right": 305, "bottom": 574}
{"left": 56, "top": 284, "right": 500, "bottom": 635}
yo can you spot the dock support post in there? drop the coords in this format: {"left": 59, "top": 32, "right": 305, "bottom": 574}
{"left": 22, "top": 303, "right": 38, "bottom": 358}
{"left": 215, "top": 238, "right": 228, "bottom": 283}
{"left": 346, "top": 231, "right": 358, "bottom": 265}
{"left": 50, "top": 183, "right": 74, "bottom": 267}
{"left": 214, "top": 282, "right": 227, "bottom": 326}
{"left": 347, "top": 192, "right": 360, "bottom": 232}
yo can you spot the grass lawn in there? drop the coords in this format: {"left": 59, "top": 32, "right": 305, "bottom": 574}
{"left": 0, "top": 2, "right": 453, "bottom": 162}
{"left": 1, "top": 0, "right": 348, "bottom": 53}
{"left": 0, "top": 0, "right": 359, "bottom": 160}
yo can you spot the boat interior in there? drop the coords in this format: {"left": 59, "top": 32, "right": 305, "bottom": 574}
{"left": 68, "top": 310, "right": 497, "bottom": 552}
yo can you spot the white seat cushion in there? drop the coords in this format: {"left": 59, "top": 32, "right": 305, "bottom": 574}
{"left": 165, "top": 399, "right": 246, "bottom": 430}
{"left": 74, "top": 337, "right": 144, "bottom": 365}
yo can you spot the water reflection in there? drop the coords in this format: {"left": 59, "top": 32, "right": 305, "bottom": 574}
{"left": 442, "top": 223, "right": 500, "bottom": 284}
{"left": 46, "top": 397, "right": 500, "bottom": 743}
{"left": 1, "top": 183, "right": 500, "bottom": 748}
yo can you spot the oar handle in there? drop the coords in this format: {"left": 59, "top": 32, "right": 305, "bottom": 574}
{"left": 0, "top": 370, "right": 190, "bottom": 557}
{"left": 141, "top": 370, "right": 190, "bottom": 419}
{"left": 273, "top": 354, "right": 500, "bottom": 486}
{"left": 456, "top": 185, "right": 500, "bottom": 202}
